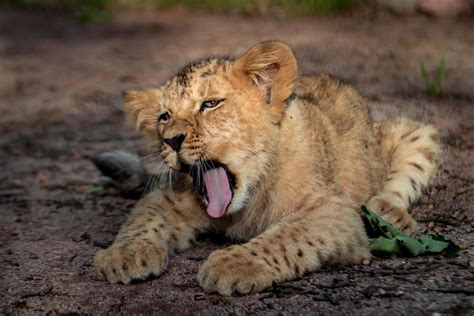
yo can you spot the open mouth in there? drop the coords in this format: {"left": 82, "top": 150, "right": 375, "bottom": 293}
{"left": 181, "top": 160, "right": 236, "bottom": 218}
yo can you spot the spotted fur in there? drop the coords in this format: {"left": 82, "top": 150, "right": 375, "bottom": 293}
{"left": 94, "top": 41, "right": 441, "bottom": 295}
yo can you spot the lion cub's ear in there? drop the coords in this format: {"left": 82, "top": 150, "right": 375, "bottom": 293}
{"left": 233, "top": 41, "right": 298, "bottom": 107}
{"left": 122, "top": 89, "right": 161, "bottom": 137}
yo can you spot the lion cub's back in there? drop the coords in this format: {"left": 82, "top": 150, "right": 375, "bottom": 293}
{"left": 294, "top": 74, "right": 385, "bottom": 205}
{"left": 294, "top": 74, "right": 369, "bottom": 131}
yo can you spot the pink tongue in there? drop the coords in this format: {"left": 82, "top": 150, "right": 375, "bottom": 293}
{"left": 203, "top": 167, "right": 232, "bottom": 218}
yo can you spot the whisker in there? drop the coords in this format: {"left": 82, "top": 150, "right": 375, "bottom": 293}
{"left": 200, "top": 153, "right": 213, "bottom": 169}
{"left": 195, "top": 159, "right": 201, "bottom": 191}
{"left": 147, "top": 158, "right": 170, "bottom": 194}
{"left": 108, "top": 151, "right": 161, "bottom": 177}
{"left": 167, "top": 169, "right": 175, "bottom": 201}
{"left": 154, "top": 161, "right": 170, "bottom": 191}
{"left": 142, "top": 162, "right": 162, "bottom": 198}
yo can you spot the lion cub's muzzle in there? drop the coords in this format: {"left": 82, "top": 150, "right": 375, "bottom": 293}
{"left": 163, "top": 133, "right": 185, "bottom": 152}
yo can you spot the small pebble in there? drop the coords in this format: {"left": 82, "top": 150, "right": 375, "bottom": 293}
{"left": 394, "top": 289, "right": 404, "bottom": 296}
{"left": 458, "top": 243, "right": 468, "bottom": 250}
{"left": 469, "top": 260, "right": 474, "bottom": 269}
{"left": 362, "top": 259, "right": 371, "bottom": 266}
{"left": 428, "top": 222, "right": 435, "bottom": 229}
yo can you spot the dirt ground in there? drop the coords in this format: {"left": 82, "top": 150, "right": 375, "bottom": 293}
{"left": 1, "top": 7, "right": 473, "bottom": 315}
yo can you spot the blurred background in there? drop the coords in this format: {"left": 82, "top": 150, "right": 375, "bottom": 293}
{"left": 1, "top": 1, "right": 473, "bottom": 314}
{"left": 1, "top": 0, "right": 473, "bottom": 127}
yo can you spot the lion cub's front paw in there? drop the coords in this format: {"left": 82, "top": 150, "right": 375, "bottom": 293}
{"left": 197, "top": 246, "right": 274, "bottom": 296}
{"left": 94, "top": 240, "right": 168, "bottom": 284}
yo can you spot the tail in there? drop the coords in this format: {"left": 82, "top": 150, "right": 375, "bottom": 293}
{"left": 92, "top": 151, "right": 151, "bottom": 198}
{"left": 367, "top": 117, "right": 441, "bottom": 233}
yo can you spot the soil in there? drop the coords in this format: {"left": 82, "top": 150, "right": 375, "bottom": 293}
{"left": 1, "top": 7, "right": 473, "bottom": 315}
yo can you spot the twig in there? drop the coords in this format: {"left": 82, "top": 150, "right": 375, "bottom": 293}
{"left": 20, "top": 285, "right": 53, "bottom": 299}
{"left": 0, "top": 190, "right": 25, "bottom": 197}
{"left": 426, "top": 287, "right": 474, "bottom": 295}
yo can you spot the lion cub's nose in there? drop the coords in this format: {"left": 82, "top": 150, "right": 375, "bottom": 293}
{"left": 164, "top": 134, "right": 185, "bottom": 152}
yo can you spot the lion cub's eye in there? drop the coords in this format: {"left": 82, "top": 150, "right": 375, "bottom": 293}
{"left": 158, "top": 112, "right": 170, "bottom": 123}
{"left": 200, "top": 99, "right": 224, "bottom": 112}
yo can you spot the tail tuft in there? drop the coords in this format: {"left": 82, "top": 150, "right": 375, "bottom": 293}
{"left": 92, "top": 151, "right": 150, "bottom": 198}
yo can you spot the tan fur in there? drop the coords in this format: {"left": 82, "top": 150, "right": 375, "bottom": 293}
{"left": 367, "top": 117, "right": 441, "bottom": 234}
{"left": 94, "top": 41, "right": 441, "bottom": 295}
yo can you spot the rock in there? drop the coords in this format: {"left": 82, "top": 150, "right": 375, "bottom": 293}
{"left": 418, "top": 0, "right": 472, "bottom": 17}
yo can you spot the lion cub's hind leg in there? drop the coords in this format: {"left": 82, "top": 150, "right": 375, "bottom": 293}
{"left": 366, "top": 200, "right": 418, "bottom": 235}
{"left": 368, "top": 117, "right": 441, "bottom": 235}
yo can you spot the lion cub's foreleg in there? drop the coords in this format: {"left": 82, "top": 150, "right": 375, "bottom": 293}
{"left": 94, "top": 190, "right": 209, "bottom": 284}
{"left": 198, "top": 196, "right": 370, "bottom": 295}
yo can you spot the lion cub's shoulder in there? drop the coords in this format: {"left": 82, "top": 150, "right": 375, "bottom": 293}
{"left": 294, "top": 74, "right": 343, "bottom": 98}
{"left": 293, "top": 74, "right": 371, "bottom": 135}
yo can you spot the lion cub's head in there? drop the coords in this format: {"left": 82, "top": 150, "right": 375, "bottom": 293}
{"left": 124, "top": 41, "right": 297, "bottom": 218}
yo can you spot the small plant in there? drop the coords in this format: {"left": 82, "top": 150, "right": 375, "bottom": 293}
{"left": 420, "top": 57, "right": 446, "bottom": 98}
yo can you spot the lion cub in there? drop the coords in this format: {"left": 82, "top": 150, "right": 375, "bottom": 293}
{"left": 94, "top": 41, "right": 440, "bottom": 295}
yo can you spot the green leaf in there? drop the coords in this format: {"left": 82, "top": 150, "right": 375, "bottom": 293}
{"left": 361, "top": 205, "right": 406, "bottom": 238}
{"left": 87, "top": 185, "right": 104, "bottom": 194}
{"left": 396, "top": 236, "right": 425, "bottom": 256}
{"left": 419, "top": 236, "right": 448, "bottom": 252}
{"left": 370, "top": 237, "right": 399, "bottom": 254}
{"left": 435, "top": 57, "right": 445, "bottom": 89}
{"left": 369, "top": 236, "right": 427, "bottom": 257}
{"left": 362, "top": 206, "right": 460, "bottom": 257}
{"left": 418, "top": 235, "right": 460, "bottom": 257}
{"left": 420, "top": 58, "right": 445, "bottom": 98}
